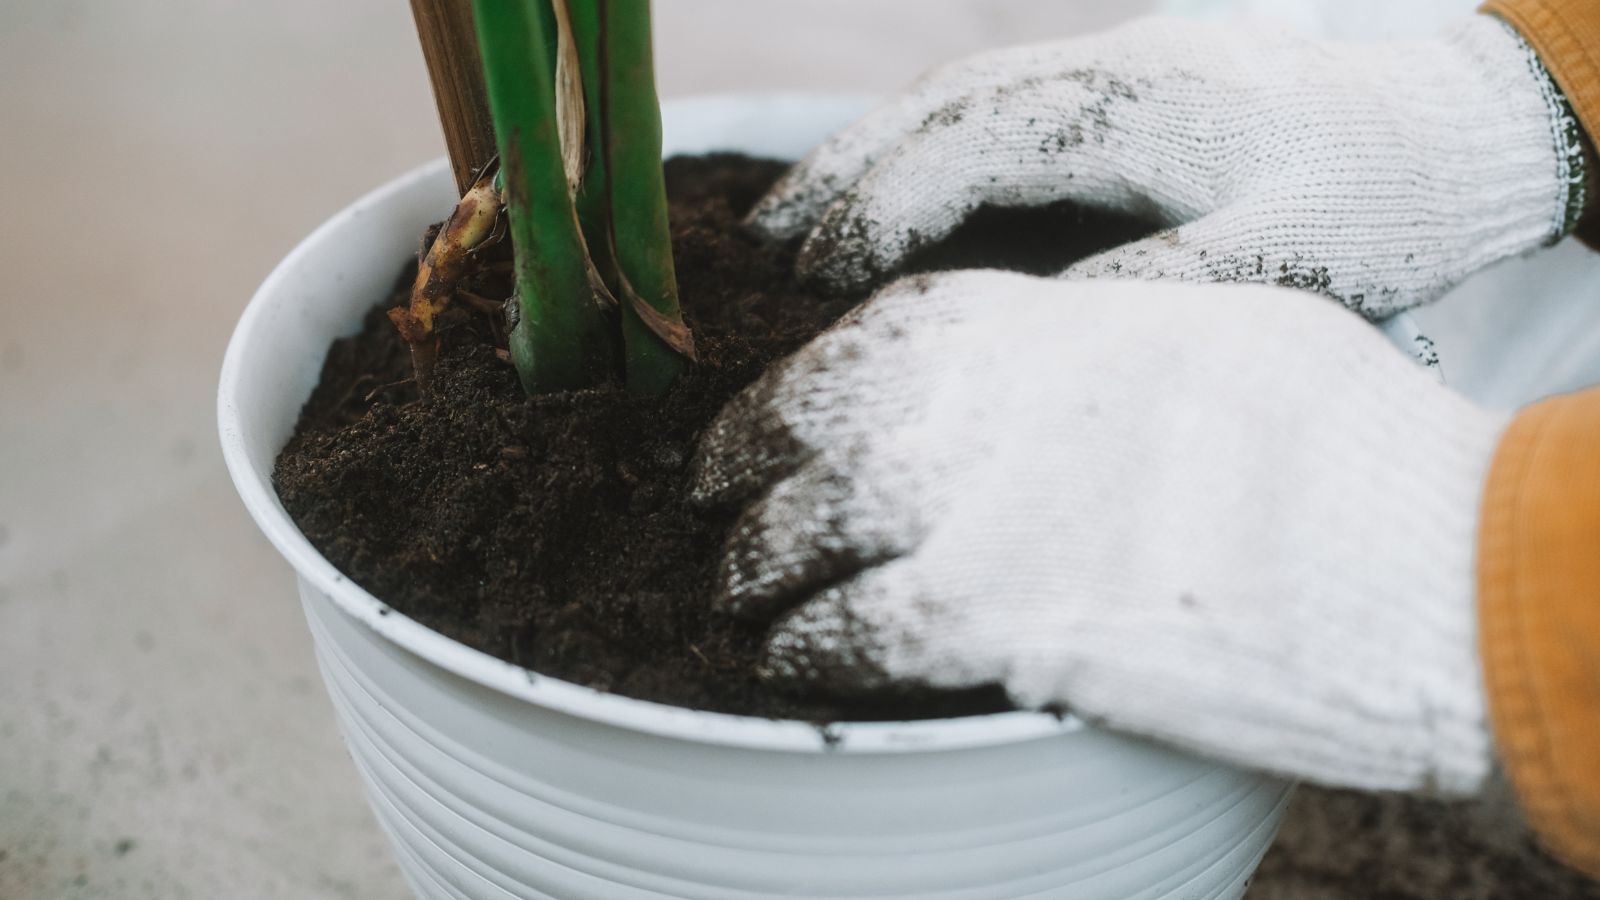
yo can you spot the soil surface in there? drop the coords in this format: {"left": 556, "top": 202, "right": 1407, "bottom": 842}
{"left": 275, "top": 154, "right": 1155, "bottom": 720}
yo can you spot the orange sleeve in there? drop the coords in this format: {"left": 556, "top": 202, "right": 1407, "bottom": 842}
{"left": 1481, "top": 0, "right": 1600, "bottom": 248}
{"left": 1479, "top": 385, "right": 1600, "bottom": 878}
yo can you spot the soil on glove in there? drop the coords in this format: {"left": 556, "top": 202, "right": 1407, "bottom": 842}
{"left": 275, "top": 154, "right": 1156, "bottom": 721}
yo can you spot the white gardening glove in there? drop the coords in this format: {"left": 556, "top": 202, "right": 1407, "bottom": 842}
{"left": 692, "top": 271, "right": 1511, "bottom": 794}
{"left": 751, "top": 15, "right": 1587, "bottom": 316}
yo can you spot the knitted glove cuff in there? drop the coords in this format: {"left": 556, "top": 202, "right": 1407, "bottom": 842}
{"left": 1507, "top": 19, "right": 1591, "bottom": 236}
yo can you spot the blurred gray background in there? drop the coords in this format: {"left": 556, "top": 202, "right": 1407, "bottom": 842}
{"left": 3, "top": 2, "right": 1594, "bottom": 899}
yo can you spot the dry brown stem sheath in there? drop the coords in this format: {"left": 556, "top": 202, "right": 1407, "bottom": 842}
{"left": 388, "top": 164, "right": 504, "bottom": 391}
{"left": 410, "top": 0, "right": 498, "bottom": 194}
{"left": 550, "top": 0, "right": 587, "bottom": 193}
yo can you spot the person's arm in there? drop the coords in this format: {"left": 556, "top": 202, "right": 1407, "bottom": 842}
{"left": 1479, "top": 387, "right": 1600, "bottom": 876}
{"left": 1451, "top": 0, "right": 1600, "bottom": 874}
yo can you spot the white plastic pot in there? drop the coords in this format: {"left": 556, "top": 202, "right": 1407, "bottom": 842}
{"left": 221, "top": 94, "right": 1299, "bottom": 900}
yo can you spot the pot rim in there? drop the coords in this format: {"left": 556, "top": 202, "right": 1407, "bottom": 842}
{"left": 219, "top": 94, "right": 1087, "bottom": 755}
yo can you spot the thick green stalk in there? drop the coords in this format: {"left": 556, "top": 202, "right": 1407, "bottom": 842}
{"left": 473, "top": 0, "right": 610, "bottom": 393}
{"left": 601, "top": 0, "right": 694, "bottom": 395}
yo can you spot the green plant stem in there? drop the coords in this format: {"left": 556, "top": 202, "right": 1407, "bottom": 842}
{"left": 473, "top": 0, "right": 610, "bottom": 393}
{"left": 601, "top": 0, "right": 694, "bottom": 395}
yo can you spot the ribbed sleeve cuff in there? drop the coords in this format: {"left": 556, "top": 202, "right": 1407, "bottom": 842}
{"left": 1481, "top": 0, "right": 1600, "bottom": 248}
{"left": 1479, "top": 386, "right": 1600, "bottom": 878}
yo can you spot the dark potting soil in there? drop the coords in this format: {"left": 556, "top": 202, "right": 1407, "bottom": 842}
{"left": 275, "top": 154, "right": 1157, "bottom": 721}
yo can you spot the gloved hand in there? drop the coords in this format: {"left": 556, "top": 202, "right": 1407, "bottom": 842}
{"left": 693, "top": 271, "right": 1510, "bottom": 794}
{"left": 751, "top": 15, "right": 1587, "bottom": 316}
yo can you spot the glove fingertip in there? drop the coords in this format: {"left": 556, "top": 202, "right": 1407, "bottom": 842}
{"left": 686, "top": 412, "right": 742, "bottom": 508}
{"left": 685, "top": 454, "right": 732, "bottom": 509}
{"left": 761, "top": 598, "right": 893, "bottom": 695}
{"left": 745, "top": 188, "right": 823, "bottom": 243}
{"left": 795, "top": 208, "right": 892, "bottom": 295}
{"left": 743, "top": 152, "right": 862, "bottom": 242}
{"left": 687, "top": 373, "right": 789, "bottom": 509}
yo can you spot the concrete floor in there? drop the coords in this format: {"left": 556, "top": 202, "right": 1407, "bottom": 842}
{"left": 2, "top": 1, "right": 1595, "bottom": 898}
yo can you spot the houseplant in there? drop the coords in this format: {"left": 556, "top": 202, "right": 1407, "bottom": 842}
{"left": 218, "top": 2, "right": 1326, "bottom": 895}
